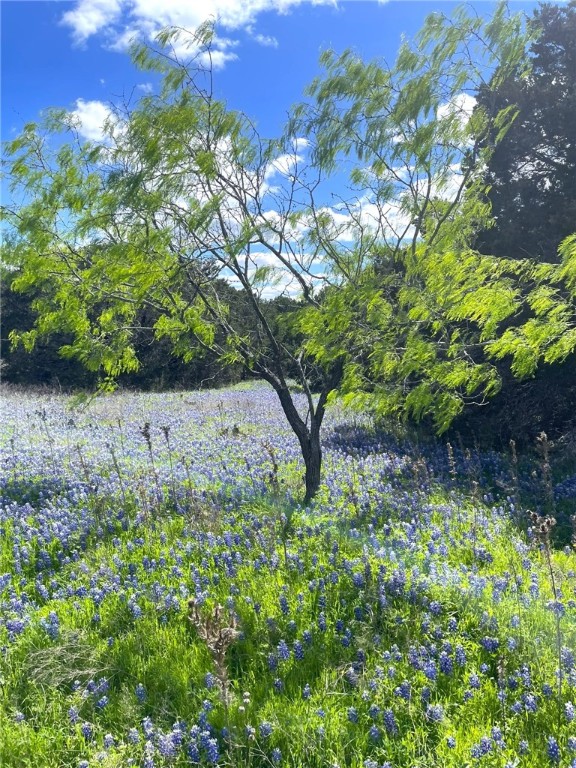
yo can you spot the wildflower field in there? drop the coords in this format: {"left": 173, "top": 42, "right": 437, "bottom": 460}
{"left": 1, "top": 385, "right": 576, "bottom": 768}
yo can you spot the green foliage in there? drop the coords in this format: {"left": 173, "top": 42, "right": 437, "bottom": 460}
{"left": 289, "top": 3, "right": 536, "bottom": 432}
{"left": 486, "top": 233, "right": 576, "bottom": 377}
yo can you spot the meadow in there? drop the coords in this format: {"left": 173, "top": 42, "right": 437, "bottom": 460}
{"left": 1, "top": 385, "right": 576, "bottom": 768}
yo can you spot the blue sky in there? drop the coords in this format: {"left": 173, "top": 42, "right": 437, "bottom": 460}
{"left": 2, "top": 0, "right": 547, "bottom": 299}
{"left": 2, "top": 0, "right": 540, "bottom": 144}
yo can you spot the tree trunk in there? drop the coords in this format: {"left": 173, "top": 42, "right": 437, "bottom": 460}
{"left": 302, "top": 429, "right": 322, "bottom": 505}
{"left": 273, "top": 384, "right": 325, "bottom": 504}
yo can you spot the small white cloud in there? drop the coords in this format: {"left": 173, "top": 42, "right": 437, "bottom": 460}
{"left": 70, "top": 98, "right": 112, "bottom": 142}
{"left": 437, "top": 93, "right": 476, "bottom": 126}
{"left": 198, "top": 49, "right": 238, "bottom": 70}
{"left": 253, "top": 33, "right": 278, "bottom": 48}
{"left": 61, "top": 0, "right": 122, "bottom": 44}
{"left": 136, "top": 82, "right": 154, "bottom": 93}
{"left": 292, "top": 137, "right": 309, "bottom": 153}
{"left": 106, "top": 24, "right": 143, "bottom": 52}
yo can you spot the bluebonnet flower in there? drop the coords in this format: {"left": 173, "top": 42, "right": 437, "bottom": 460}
{"left": 491, "top": 726, "right": 504, "bottom": 746}
{"left": 271, "top": 748, "right": 282, "bottom": 763}
{"left": 480, "top": 636, "right": 499, "bottom": 653}
{"left": 341, "top": 630, "right": 352, "bottom": 648}
{"left": 566, "top": 701, "right": 575, "bottom": 722}
{"left": 395, "top": 681, "right": 411, "bottom": 700}
{"left": 423, "top": 659, "right": 437, "bottom": 681}
{"left": 447, "top": 736, "right": 456, "bottom": 748}
{"left": 347, "top": 707, "right": 358, "bottom": 724}
{"left": 383, "top": 709, "right": 398, "bottom": 735}
{"left": 470, "top": 736, "right": 492, "bottom": 758}
{"left": 293, "top": 640, "right": 304, "bottom": 660}
{"left": 80, "top": 722, "right": 93, "bottom": 741}
{"left": 523, "top": 693, "right": 538, "bottom": 713}
{"left": 548, "top": 736, "right": 560, "bottom": 763}
{"left": 561, "top": 647, "right": 575, "bottom": 670}
{"left": 103, "top": 734, "right": 115, "bottom": 749}
{"left": 429, "top": 600, "right": 442, "bottom": 616}
{"left": 455, "top": 644, "right": 466, "bottom": 666}
{"left": 345, "top": 668, "right": 359, "bottom": 687}
{"left": 352, "top": 572, "right": 365, "bottom": 588}
{"left": 142, "top": 717, "right": 154, "bottom": 739}
{"left": 302, "top": 684, "right": 311, "bottom": 700}
{"left": 142, "top": 741, "right": 156, "bottom": 768}
{"left": 426, "top": 704, "right": 444, "bottom": 723}
{"left": 40, "top": 611, "right": 60, "bottom": 640}
{"left": 519, "top": 666, "right": 531, "bottom": 686}
{"left": 259, "top": 722, "right": 274, "bottom": 739}
{"left": 205, "top": 738, "right": 219, "bottom": 763}
{"left": 187, "top": 742, "right": 200, "bottom": 762}
{"left": 469, "top": 673, "right": 481, "bottom": 689}
{"left": 277, "top": 640, "right": 290, "bottom": 661}
{"left": 369, "top": 725, "right": 380, "bottom": 741}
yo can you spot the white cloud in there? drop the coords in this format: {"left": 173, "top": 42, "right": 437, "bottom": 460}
{"left": 253, "top": 33, "right": 278, "bottom": 48}
{"left": 106, "top": 25, "right": 143, "bottom": 52}
{"left": 70, "top": 98, "right": 113, "bottom": 141}
{"left": 437, "top": 92, "right": 476, "bottom": 127}
{"left": 136, "top": 82, "right": 154, "bottom": 93}
{"left": 197, "top": 48, "right": 239, "bottom": 71}
{"left": 292, "top": 137, "right": 309, "bottom": 152}
{"left": 61, "top": 0, "right": 123, "bottom": 44}
{"left": 61, "top": 0, "right": 335, "bottom": 66}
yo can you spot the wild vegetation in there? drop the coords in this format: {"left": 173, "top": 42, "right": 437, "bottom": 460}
{"left": 1, "top": 385, "right": 576, "bottom": 768}
{"left": 2, "top": 2, "right": 576, "bottom": 766}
